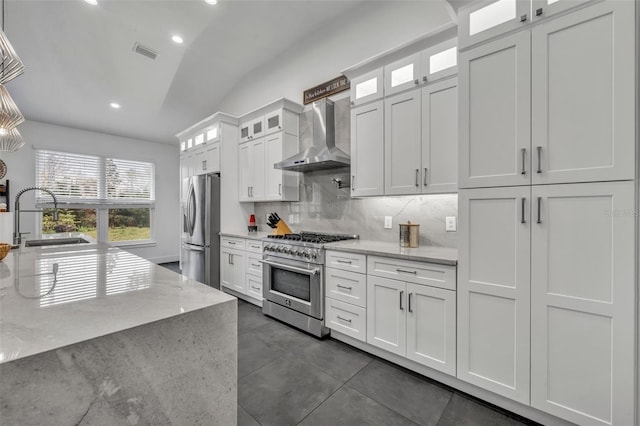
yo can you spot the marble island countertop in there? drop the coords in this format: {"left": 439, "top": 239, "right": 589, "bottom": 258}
{"left": 325, "top": 239, "right": 458, "bottom": 266}
{"left": 0, "top": 241, "right": 235, "bottom": 364}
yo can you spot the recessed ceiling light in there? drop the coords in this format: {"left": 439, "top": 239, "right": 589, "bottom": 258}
{"left": 171, "top": 35, "right": 184, "bottom": 44}
{"left": 204, "top": 0, "right": 218, "bottom": 5}
{"left": 84, "top": 0, "right": 98, "bottom": 5}
{"left": 110, "top": 102, "right": 121, "bottom": 109}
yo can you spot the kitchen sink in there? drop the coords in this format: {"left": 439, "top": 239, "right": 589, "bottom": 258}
{"left": 25, "top": 237, "right": 90, "bottom": 247}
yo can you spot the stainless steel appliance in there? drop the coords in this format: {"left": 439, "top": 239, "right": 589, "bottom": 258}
{"left": 262, "top": 232, "right": 357, "bottom": 337}
{"left": 181, "top": 173, "right": 220, "bottom": 288}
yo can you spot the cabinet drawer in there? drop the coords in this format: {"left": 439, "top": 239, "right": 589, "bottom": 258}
{"left": 326, "top": 251, "right": 367, "bottom": 273}
{"left": 326, "top": 268, "right": 367, "bottom": 308}
{"left": 367, "top": 256, "right": 456, "bottom": 290}
{"left": 221, "top": 237, "right": 245, "bottom": 250}
{"left": 245, "top": 274, "right": 263, "bottom": 301}
{"left": 325, "top": 298, "right": 366, "bottom": 342}
{"left": 246, "top": 253, "right": 263, "bottom": 275}
{"left": 245, "top": 240, "right": 263, "bottom": 253}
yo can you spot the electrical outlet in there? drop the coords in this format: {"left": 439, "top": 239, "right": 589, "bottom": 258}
{"left": 445, "top": 216, "right": 457, "bottom": 232}
{"left": 384, "top": 216, "right": 393, "bottom": 229}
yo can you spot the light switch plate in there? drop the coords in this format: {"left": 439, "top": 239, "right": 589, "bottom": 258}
{"left": 445, "top": 216, "right": 457, "bottom": 232}
{"left": 384, "top": 216, "right": 393, "bottom": 229}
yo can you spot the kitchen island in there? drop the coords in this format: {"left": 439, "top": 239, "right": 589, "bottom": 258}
{"left": 0, "top": 242, "right": 237, "bottom": 425}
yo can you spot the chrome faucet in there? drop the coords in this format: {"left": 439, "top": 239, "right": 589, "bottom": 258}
{"left": 13, "top": 187, "right": 59, "bottom": 246}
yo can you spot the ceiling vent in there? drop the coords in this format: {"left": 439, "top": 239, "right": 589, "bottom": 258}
{"left": 132, "top": 42, "right": 158, "bottom": 60}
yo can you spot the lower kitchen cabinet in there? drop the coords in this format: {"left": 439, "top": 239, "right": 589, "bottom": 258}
{"left": 406, "top": 282, "right": 456, "bottom": 376}
{"left": 325, "top": 297, "right": 367, "bottom": 342}
{"left": 245, "top": 273, "right": 263, "bottom": 301}
{"left": 220, "top": 247, "right": 245, "bottom": 294}
{"left": 367, "top": 274, "right": 457, "bottom": 375}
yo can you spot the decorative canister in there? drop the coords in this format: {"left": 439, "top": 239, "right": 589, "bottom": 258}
{"left": 399, "top": 221, "right": 420, "bottom": 248}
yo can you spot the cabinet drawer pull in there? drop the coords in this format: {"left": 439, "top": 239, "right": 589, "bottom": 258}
{"left": 537, "top": 197, "right": 542, "bottom": 224}
{"left": 251, "top": 285, "right": 260, "bottom": 291}
{"left": 520, "top": 13, "right": 528, "bottom": 22}
{"left": 251, "top": 263, "right": 260, "bottom": 268}
{"left": 415, "top": 169, "right": 419, "bottom": 187}
{"left": 336, "top": 259, "right": 352, "bottom": 264}
{"left": 336, "top": 284, "right": 353, "bottom": 291}
{"left": 408, "top": 292, "right": 413, "bottom": 313}
{"left": 536, "top": 146, "right": 542, "bottom": 173}
{"left": 414, "top": 79, "right": 419, "bottom": 85}
{"left": 228, "top": 241, "right": 236, "bottom": 245}
{"left": 336, "top": 315, "right": 352, "bottom": 323}
{"left": 397, "top": 268, "right": 417, "bottom": 274}
{"left": 399, "top": 290, "right": 404, "bottom": 310}
{"left": 422, "top": 76, "right": 428, "bottom": 83}
{"left": 521, "top": 197, "right": 526, "bottom": 224}
{"left": 536, "top": 7, "right": 543, "bottom": 16}
{"left": 521, "top": 148, "right": 526, "bottom": 175}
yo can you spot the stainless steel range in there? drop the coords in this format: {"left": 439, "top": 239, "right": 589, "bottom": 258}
{"left": 261, "top": 232, "right": 358, "bottom": 337}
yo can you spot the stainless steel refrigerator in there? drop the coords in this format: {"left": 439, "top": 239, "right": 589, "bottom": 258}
{"left": 180, "top": 173, "right": 220, "bottom": 289}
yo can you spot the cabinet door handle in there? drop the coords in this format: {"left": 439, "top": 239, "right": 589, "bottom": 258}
{"left": 536, "top": 7, "right": 543, "bottom": 16}
{"left": 229, "top": 253, "right": 233, "bottom": 265}
{"left": 408, "top": 292, "right": 413, "bottom": 313}
{"left": 536, "top": 146, "right": 542, "bottom": 173}
{"left": 422, "top": 76, "right": 428, "bottom": 83}
{"left": 520, "top": 13, "right": 528, "bottom": 22}
{"left": 521, "top": 198, "right": 526, "bottom": 224}
{"left": 415, "top": 169, "right": 419, "bottom": 187}
{"left": 247, "top": 187, "right": 250, "bottom": 197}
{"left": 399, "top": 290, "right": 404, "bottom": 310}
{"left": 423, "top": 168, "right": 428, "bottom": 186}
{"left": 521, "top": 148, "right": 526, "bottom": 175}
{"left": 397, "top": 268, "right": 417, "bottom": 274}
{"left": 202, "top": 160, "right": 207, "bottom": 170}
{"left": 336, "top": 284, "right": 353, "bottom": 291}
{"left": 414, "top": 79, "right": 419, "bottom": 85}
{"left": 351, "top": 176, "right": 355, "bottom": 191}
{"left": 537, "top": 197, "right": 542, "bottom": 224}
{"left": 336, "top": 315, "right": 352, "bottom": 323}
{"left": 278, "top": 183, "right": 281, "bottom": 196}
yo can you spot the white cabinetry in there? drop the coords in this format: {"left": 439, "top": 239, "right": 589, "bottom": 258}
{"left": 457, "top": 186, "right": 531, "bottom": 403}
{"left": 238, "top": 138, "right": 265, "bottom": 201}
{"left": 220, "top": 236, "right": 263, "bottom": 306}
{"left": 350, "top": 101, "right": 384, "bottom": 197}
{"left": 238, "top": 99, "right": 302, "bottom": 202}
{"left": 530, "top": 181, "right": 635, "bottom": 426}
{"left": 367, "top": 256, "right": 457, "bottom": 375}
{"left": 350, "top": 68, "right": 384, "bottom": 107}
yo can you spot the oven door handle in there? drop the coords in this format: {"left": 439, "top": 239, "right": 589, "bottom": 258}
{"left": 259, "top": 260, "right": 320, "bottom": 276}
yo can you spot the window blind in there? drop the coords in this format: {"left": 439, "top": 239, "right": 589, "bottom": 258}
{"left": 35, "top": 149, "right": 155, "bottom": 205}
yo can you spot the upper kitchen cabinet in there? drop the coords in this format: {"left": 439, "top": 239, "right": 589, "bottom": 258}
{"left": 350, "top": 68, "right": 384, "bottom": 107}
{"left": 237, "top": 98, "right": 303, "bottom": 202}
{"left": 240, "top": 116, "right": 265, "bottom": 143}
{"left": 460, "top": 0, "right": 634, "bottom": 189}
{"left": 458, "top": 0, "right": 530, "bottom": 50}
{"left": 421, "top": 38, "right": 458, "bottom": 83}
{"left": 351, "top": 101, "right": 384, "bottom": 197}
{"left": 384, "top": 54, "right": 421, "bottom": 97}
{"left": 531, "top": 0, "right": 635, "bottom": 185}
{"left": 459, "top": 31, "right": 531, "bottom": 189}
{"left": 531, "top": 0, "right": 599, "bottom": 22}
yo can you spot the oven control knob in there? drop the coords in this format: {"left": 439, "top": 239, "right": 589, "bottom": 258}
{"left": 311, "top": 252, "right": 318, "bottom": 260}
{"left": 303, "top": 251, "right": 311, "bottom": 258}
{"left": 293, "top": 250, "right": 302, "bottom": 256}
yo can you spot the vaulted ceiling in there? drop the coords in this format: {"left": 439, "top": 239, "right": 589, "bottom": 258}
{"left": 4, "top": 0, "right": 370, "bottom": 143}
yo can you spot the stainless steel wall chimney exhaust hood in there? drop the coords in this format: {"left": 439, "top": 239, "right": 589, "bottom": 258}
{"left": 274, "top": 99, "right": 350, "bottom": 172}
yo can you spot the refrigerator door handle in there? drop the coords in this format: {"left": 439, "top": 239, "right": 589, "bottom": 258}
{"left": 187, "top": 182, "right": 196, "bottom": 236}
{"left": 182, "top": 243, "right": 205, "bottom": 252}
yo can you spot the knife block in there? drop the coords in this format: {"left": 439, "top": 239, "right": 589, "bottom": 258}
{"left": 272, "top": 220, "right": 292, "bottom": 235}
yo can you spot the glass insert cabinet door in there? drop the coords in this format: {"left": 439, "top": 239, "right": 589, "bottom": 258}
{"left": 350, "top": 67, "right": 384, "bottom": 106}
{"left": 384, "top": 53, "right": 421, "bottom": 97}
{"left": 459, "top": 0, "right": 530, "bottom": 49}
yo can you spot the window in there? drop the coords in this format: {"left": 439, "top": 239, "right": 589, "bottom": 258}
{"left": 36, "top": 149, "right": 155, "bottom": 245}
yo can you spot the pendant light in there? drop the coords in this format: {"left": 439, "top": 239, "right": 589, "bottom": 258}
{"left": 0, "top": 84, "right": 23, "bottom": 130}
{"left": 0, "top": 0, "right": 26, "bottom": 152}
{"left": 0, "top": 127, "right": 24, "bottom": 152}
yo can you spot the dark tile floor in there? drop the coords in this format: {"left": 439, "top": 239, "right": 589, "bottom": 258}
{"left": 156, "top": 263, "right": 539, "bottom": 426}
{"left": 236, "top": 299, "right": 539, "bottom": 426}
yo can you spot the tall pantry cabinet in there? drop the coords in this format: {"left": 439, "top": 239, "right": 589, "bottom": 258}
{"left": 456, "top": 1, "right": 637, "bottom": 425}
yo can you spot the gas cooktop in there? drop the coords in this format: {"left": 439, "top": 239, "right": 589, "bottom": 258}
{"left": 266, "top": 232, "right": 357, "bottom": 244}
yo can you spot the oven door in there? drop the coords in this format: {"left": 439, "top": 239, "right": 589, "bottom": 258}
{"left": 261, "top": 256, "right": 323, "bottom": 319}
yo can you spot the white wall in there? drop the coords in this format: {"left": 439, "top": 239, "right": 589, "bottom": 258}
{"left": 217, "top": 1, "right": 453, "bottom": 115}
{"left": 0, "top": 120, "right": 180, "bottom": 263}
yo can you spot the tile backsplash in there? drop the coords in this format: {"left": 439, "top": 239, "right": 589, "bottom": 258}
{"left": 255, "top": 97, "right": 457, "bottom": 248}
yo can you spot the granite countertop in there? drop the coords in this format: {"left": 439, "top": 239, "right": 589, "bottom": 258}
{"left": 325, "top": 240, "right": 458, "bottom": 266}
{"left": 220, "top": 231, "right": 270, "bottom": 241}
{"left": 0, "top": 241, "right": 235, "bottom": 364}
